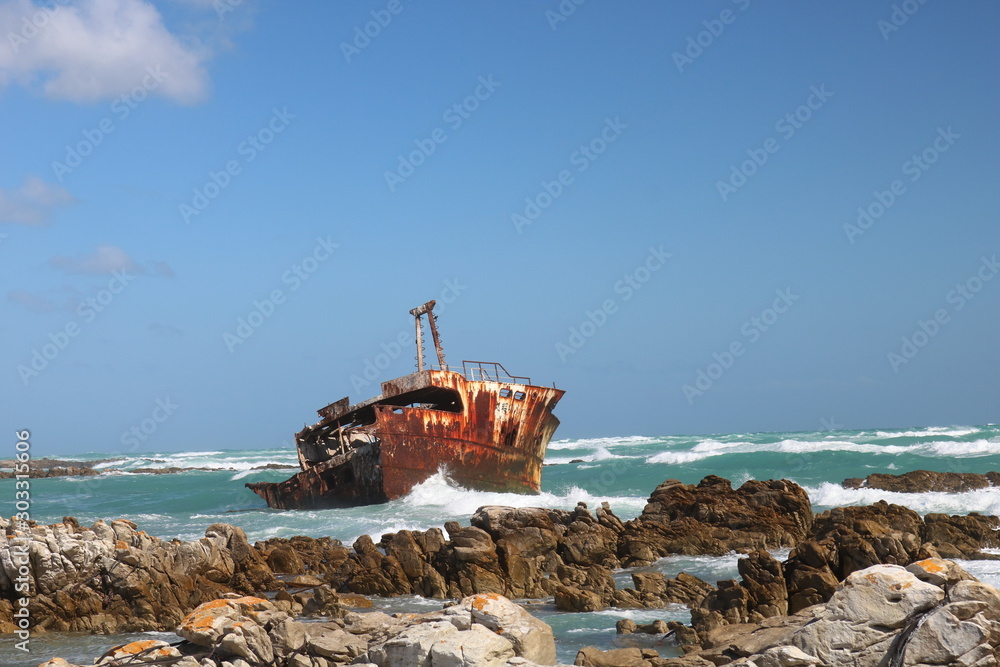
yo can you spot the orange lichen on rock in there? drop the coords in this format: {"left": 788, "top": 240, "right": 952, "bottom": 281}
{"left": 471, "top": 592, "right": 503, "bottom": 611}
{"left": 180, "top": 596, "right": 269, "bottom": 633}
{"left": 120, "top": 639, "right": 159, "bottom": 654}
{"left": 114, "top": 540, "right": 128, "bottom": 550}
{"left": 915, "top": 558, "right": 945, "bottom": 573}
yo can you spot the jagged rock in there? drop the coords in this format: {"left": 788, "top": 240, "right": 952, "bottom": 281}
{"left": 783, "top": 501, "right": 924, "bottom": 613}
{"left": 574, "top": 646, "right": 660, "bottom": 666}
{"left": 688, "top": 552, "right": 788, "bottom": 642}
{"left": 553, "top": 564, "right": 616, "bottom": 612}
{"left": 922, "top": 513, "right": 1000, "bottom": 558}
{"left": 618, "top": 477, "right": 813, "bottom": 566}
{"left": 843, "top": 470, "right": 1000, "bottom": 493}
{"left": 255, "top": 535, "right": 351, "bottom": 578}
{"left": 0, "top": 520, "right": 282, "bottom": 633}
{"left": 739, "top": 550, "right": 787, "bottom": 620}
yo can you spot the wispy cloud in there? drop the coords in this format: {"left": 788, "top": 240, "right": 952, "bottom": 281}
{"left": 148, "top": 321, "right": 184, "bottom": 337}
{"left": 6, "top": 289, "right": 56, "bottom": 312}
{"left": 0, "top": 175, "right": 75, "bottom": 225}
{"left": 0, "top": 0, "right": 210, "bottom": 104}
{"left": 49, "top": 244, "right": 141, "bottom": 275}
{"left": 48, "top": 244, "right": 176, "bottom": 277}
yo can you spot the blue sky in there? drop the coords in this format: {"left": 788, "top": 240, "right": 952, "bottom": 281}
{"left": 1, "top": 0, "right": 997, "bottom": 456}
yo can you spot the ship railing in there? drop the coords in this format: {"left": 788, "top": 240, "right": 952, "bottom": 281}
{"left": 436, "top": 360, "right": 531, "bottom": 385}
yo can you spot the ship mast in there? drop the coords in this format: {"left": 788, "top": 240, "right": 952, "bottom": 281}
{"left": 409, "top": 300, "right": 448, "bottom": 372}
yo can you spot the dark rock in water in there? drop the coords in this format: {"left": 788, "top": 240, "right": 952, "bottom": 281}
{"left": 842, "top": 469, "right": 1000, "bottom": 493}
{"left": 618, "top": 476, "right": 814, "bottom": 565}
{"left": 922, "top": 512, "right": 1000, "bottom": 558}
{"left": 616, "top": 618, "right": 669, "bottom": 635}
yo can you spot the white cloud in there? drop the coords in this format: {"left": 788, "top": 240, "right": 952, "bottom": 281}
{"left": 0, "top": 0, "right": 210, "bottom": 103}
{"left": 0, "top": 175, "right": 75, "bottom": 225}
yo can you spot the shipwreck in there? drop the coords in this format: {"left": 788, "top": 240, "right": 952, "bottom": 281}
{"left": 247, "top": 300, "right": 565, "bottom": 509}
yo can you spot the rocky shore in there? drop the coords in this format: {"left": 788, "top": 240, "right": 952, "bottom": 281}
{"left": 5, "top": 473, "right": 1000, "bottom": 665}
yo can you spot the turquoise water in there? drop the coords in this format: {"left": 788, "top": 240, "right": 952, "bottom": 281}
{"left": 4, "top": 424, "right": 1000, "bottom": 664}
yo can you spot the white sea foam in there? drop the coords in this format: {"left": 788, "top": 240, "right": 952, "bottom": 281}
{"left": 804, "top": 482, "right": 1000, "bottom": 516}
{"left": 873, "top": 427, "right": 979, "bottom": 439}
{"left": 545, "top": 446, "right": 637, "bottom": 465}
{"left": 646, "top": 437, "right": 1000, "bottom": 465}
{"left": 548, "top": 435, "right": 659, "bottom": 451}
{"left": 400, "top": 470, "right": 648, "bottom": 519}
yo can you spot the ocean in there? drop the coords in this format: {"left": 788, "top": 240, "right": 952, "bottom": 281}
{"left": 6, "top": 424, "right": 1000, "bottom": 665}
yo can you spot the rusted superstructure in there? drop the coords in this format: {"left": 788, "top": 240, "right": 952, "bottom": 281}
{"left": 247, "top": 300, "right": 564, "bottom": 509}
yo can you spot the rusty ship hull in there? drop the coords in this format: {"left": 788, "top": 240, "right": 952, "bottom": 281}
{"left": 246, "top": 300, "right": 564, "bottom": 510}
{"left": 247, "top": 369, "right": 564, "bottom": 509}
